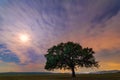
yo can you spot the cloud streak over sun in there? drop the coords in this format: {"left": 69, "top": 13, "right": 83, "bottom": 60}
{"left": 0, "top": 0, "right": 120, "bottom": 72}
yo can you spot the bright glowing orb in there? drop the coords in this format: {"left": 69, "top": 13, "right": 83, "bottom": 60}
{"left": 19, "top": 34, "right": 29, "bottom": 43}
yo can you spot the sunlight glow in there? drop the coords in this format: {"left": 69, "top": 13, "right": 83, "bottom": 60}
{"left": 19, "top": 34, "right": 29, "bottom": 43}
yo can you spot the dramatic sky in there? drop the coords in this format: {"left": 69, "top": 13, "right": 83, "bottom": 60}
{"left": 0, "top": 0, "right": 120, "bottom": 73}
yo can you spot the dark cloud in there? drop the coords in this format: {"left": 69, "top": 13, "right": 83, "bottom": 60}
{"left": 96, "top": 48, "right": 120, "bottom": 63}
{"left": 26, "top": 48, "right": 45, "bottom": 64}
{"left": 92, "top": 0, "right": 120, "bottom": 23}
{"left": 0, "top": 44, "right": 20, "bottom": 63}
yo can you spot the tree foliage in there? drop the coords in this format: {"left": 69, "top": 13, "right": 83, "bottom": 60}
{"left": 44, "top": 41, "right": 99, "bottom": 77}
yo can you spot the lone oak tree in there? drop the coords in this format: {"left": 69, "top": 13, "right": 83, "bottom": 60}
{"left": 44, "top": 42, "right": 99, "bottom": 77}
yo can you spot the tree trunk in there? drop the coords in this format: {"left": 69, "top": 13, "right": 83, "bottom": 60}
{"left": 71, "top": 67, "right": 76, "bottom": 77}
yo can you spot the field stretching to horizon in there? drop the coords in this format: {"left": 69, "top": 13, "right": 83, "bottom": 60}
{"left": 0, "top": 73, "right": 120, "bottom": 80}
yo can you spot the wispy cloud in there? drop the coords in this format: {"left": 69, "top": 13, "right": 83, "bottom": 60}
{"left": 0, "top": 0, "right": 120, "bottom": 72}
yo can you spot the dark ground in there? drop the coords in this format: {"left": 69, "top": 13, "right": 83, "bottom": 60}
{"left": 0, "top": 73, "right": 119, "bottom": 80}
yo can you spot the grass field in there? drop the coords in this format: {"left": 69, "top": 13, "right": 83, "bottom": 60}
{"left": 0, "top": 73, "right": 119, "bottom": 80}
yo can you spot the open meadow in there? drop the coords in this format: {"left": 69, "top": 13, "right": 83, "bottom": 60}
{"left": 0, "top": 73, "right": 119, "bottom": 80}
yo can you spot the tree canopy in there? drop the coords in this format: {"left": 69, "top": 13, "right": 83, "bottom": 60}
{"left": 44, "top": 41, "right": 99, "bottom": 77}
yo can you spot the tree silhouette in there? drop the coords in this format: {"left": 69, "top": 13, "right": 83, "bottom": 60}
{"left": 44, "top": 41, "right": 99, "bottom": 77}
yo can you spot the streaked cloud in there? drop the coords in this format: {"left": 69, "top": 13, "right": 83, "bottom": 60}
{"left": 0, "top": 0, "right": 119, "bottom": 72}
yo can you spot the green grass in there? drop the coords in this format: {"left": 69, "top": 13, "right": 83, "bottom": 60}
{"left": 0, "top": 73, "right": 119, "bottom": 80}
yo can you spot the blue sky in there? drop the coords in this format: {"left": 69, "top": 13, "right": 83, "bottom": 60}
{"left": 0, "top": 0, "right": 120, "bottom": 72}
